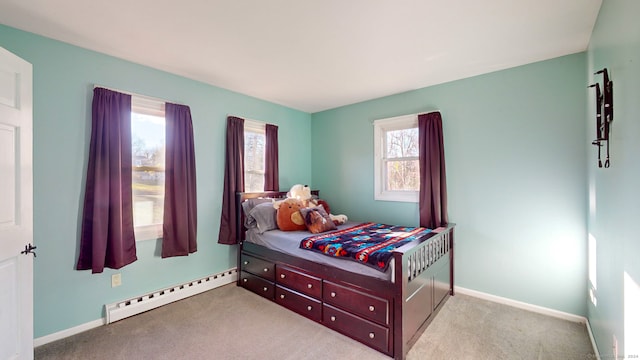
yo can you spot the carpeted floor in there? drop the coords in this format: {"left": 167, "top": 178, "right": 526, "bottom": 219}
{"left": 35, "top": 284, "right": 594, "bottom": 360}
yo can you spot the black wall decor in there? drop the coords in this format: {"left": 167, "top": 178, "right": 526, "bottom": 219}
{"left": 589, "top": 68, "right": 613, "bottom": 168}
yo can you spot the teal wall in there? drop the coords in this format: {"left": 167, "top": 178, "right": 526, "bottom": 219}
{"left": 0, "top": 24, "right": 312, "bottom": 338}
{"left": 586, "top": 0, "right": 640, "bottom": 357}
{"left": 312, "top": 54, "right": 588, "bottom": 316}
{"left": 5, "top": 6, "right": 629, "bottom": 344}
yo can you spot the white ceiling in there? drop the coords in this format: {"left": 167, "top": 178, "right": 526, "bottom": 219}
{"left": 0, "top": 0, "right": 602, "bottom": 113}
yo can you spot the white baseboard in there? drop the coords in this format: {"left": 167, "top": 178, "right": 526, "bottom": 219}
{"left": 585, "top": 318, "right": 601, "bottom": 360}
{"left": 454, "top": 286, "right": 586, "bottom": 323}
{"left": 34, "top": 318, "right": 105, "bottom": 347}
{"left": 34, "top": 268, "right": 237, "bottom": 347}
{"left": 455, "top": 286, "right": 601, "bottom": 358}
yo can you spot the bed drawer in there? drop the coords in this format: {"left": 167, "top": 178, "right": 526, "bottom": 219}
{"left": 241, "top": 253, "right": 275, "bottom": 281}
{"left": 323, "top": 303, "right": 390, "bottom": 354}
{"left": 276, "top": 266, "right": 322, "bottom": 299}
{"left": 323, "top": 281, "right": 389, "bottom": 325}
{"left": 275, "top": 285, "right": 322, "bottom": 322}
{"left": 240, "top": 271, "right": 274, "bottom": 300}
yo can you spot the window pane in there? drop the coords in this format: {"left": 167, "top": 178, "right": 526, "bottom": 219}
{"left": 386, "top": 128, "right": 418, "bottom": 158}
{"left": 132, "top": 112, "right": 165, "bottom": 227}
{"left": 245, "top": 172, "right": 264, "bottom": 193}
{"left": 385, "top": 159, "right": 419, "bottom": 191}
{"left": 244, "top": 131, "right": 265, "bottom": 192}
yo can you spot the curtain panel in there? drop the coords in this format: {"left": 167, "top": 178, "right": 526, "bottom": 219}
{"left": 418, "top": 111, "right": 449, "bottom": 229}
{"left": 218, "top": 116, "right": 245, "bottom": 245}
{"left": 264, "top": 124, "right": 279, "bottom": 191}
{"left": 77, "top": 87, "right": 137, "bottom": 273}
{"left": 162, "top": 103, "right": 198, "bottom": 257}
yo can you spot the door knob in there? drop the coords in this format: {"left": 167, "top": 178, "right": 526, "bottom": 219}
{"left": 20, "top": 243, "right": 37, "bottom": 258}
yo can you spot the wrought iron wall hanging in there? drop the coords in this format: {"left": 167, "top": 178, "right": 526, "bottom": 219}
{"left": 589, "top": 68, "right": 613, "bottom": 168}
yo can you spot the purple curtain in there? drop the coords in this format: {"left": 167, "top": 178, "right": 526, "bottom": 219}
{"left": 77, "top": 87, "right": 137, "bottom": 273}
{"left": 218, "top": 116, "right": 245, "bottom": 245}
{"left": 264, "top": 124, "right": 279, "bottom": 191}
{"left": 418, "top": 111, "right": 449, "bottom": 228}
{"left": 162, "top": 103, "right": 198, "bottom": 257}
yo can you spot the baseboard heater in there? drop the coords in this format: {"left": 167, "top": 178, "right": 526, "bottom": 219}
{"left": 105, "top": 268, "right": 238, "bottom": 324}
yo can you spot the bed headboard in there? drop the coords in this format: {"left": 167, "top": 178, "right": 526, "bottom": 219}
{"left": 235, "top": 190, "right": 319, "bottom": 242}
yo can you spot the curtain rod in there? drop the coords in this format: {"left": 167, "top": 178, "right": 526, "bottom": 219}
{"left": 93, "top": 84, "right": 183, "bottom": 105}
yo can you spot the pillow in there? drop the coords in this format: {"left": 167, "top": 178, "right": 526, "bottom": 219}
{"left": 276, "top": 198, "right": 307, "bottom": 231}
{"left": 300, "top": 206, "right": 337, "bottom": 234}
{"left": 242, "top": 198, "right": 273, "bottom": 229}
{"left": 248, "top": 202, "right": 278, "bottom": 234}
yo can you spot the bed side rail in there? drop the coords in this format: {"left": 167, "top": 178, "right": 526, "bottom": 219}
{"left": 393, "top": 223, "right": 455, "bottom": 284}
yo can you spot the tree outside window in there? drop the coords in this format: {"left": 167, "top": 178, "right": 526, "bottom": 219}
{"left": 374, "top": 114, "right": 419, "bottom": 202}
{"left": 131, "top": 104, "right": 165, "bottom": 240}
{"left": 244, "top": 120, "right": 266, "bottom": 192}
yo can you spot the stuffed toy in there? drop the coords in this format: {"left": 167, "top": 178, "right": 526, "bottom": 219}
{"left": 275, "top": 184, "right": 348, "bottom": 226}
{"left": 273, "top": 184, "right": 313, "bottom": 210}
{"left": 276, "top": 198, "right": 307, "bottom": 231}
{"left": 287, "top": 184, "right": 318, "bottom": 208}
{"left": 300, "top": 206, "right": 337, "bottom": 234}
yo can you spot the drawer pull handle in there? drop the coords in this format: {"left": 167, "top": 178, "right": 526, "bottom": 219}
{"left": 330, "top": 292, "right": 336, "bottom": 298}
{"left": 307, "top": 284, "right": 313, "bottom": 289}
{"left": 369, "top": 305, "right": 375, "bottom": 312}
{"left": 330, "top": 316, "right": 336, "bottom": 322}
{"left": 280, "top": 294, "right": 285, "bottom": 299}
{"left": 263, "top": 287, "right": 268, "bottom": 292}
{"left": 263, "top": 268, "right": 269, "bottom": 272}
{"left": 369, "top": 332, "right": 375, "bottom": 339}
{"left": 243, "top": 278, "right": 248, "bottom": 283}
{"left": 243, "top": 261, "right": 249, "bottom": 265}
{"left": 280, "top": 274, "right": 286, "bottom": 279}
{"left": 307, "top": 305, "right": 312, "bottom": 311}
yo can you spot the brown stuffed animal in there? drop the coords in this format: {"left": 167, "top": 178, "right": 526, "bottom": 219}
{"left": 276, "top": 198, "right": 307, "bottom": 231}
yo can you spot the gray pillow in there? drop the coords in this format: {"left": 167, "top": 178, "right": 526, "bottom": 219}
{"left": 248, "top": 202, "right": 278, "bottom": 234}
{"left": 242, "top": 198, "right": 273, "bottom": 229}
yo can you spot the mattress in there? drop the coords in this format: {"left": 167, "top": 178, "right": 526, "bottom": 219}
{"left": 245, "top": 222, "right": 394, "bottom": 282}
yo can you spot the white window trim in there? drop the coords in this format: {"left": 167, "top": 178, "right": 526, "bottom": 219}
{"left": 132, "top": 95, "right": 166, "bottom": 241}
{"left": 135, "top": 224, "right": 163, "bottom": 241}
{"left": 373, "top": 114, "right": 419, "bottom": 203}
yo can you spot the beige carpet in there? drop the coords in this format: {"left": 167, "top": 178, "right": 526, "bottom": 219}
{"left": 35, "top": 284, "right": 594, "bottom": 360}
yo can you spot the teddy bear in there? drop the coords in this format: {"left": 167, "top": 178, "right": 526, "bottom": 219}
{"left": 275, "top": 198, "right": 307, "bottom": 231}
{"left": 274, "top": 184, "right": 348, "bottom": 226}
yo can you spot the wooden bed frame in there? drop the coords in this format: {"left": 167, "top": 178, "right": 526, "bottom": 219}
{"left": 236, "top": 191, "right": 455, "bottom": 359}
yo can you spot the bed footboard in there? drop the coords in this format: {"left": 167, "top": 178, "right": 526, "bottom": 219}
{"left": 393, "top": 224, "right": 455, "bottom": 359}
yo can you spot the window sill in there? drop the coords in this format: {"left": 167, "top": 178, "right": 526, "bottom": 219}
{"left": 374, "top": 191, "right": 418, "bottom": 203}
{"left": 135, "top": 224, "right": 163, "bottom": 242}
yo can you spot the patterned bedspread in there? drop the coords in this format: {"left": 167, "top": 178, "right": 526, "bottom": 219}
{"left": 299, "top": 222, "right": 432, "bottom": 272}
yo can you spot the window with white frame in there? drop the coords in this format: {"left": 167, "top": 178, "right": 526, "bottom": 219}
{"left": 244, "top": 119, "right": 266, "bottom": 192}
{"left": 374, "top": 114, "right": 419, "bottom": 202}
{"left": 131, "top": 96, "right": 166, "bottom": 240}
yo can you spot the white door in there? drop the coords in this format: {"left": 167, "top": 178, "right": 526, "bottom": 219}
{"left": 0, "top": 47, "right": 34, "bottom": 359}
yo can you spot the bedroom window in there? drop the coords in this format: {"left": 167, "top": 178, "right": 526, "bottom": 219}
{"left": 244, "top": 119, "right": 266, "bottom": 192}
{"left": 131, "top": 96, "right": 165, "bottom": 240}
{"left": 374, "top": 114, "right": 419, "bottom": 202}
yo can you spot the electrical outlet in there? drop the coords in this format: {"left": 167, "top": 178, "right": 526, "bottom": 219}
{"left": 111, "top": 273, "right": 122, "bottom": 288}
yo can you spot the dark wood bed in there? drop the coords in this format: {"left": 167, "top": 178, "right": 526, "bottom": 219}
{"left": 236, "top": 191, "right": 455, "bottom": 359}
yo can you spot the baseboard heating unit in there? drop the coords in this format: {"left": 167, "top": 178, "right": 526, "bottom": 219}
{"left": 105, "top": 268, "right": 237, "bottom": 324}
